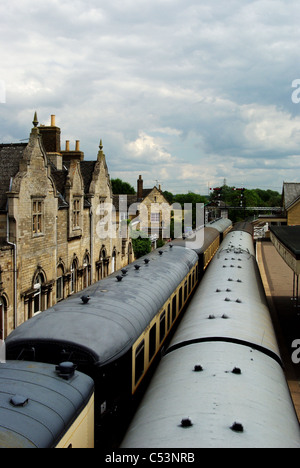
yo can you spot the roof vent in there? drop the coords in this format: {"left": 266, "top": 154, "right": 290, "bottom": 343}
{"left": 134, "top": 265, "right": 141, "bottom": 270}
{"left": 222, "top": 314, "right": 229, "bottom": 319}
{"left": 81, "top": 295, "right": 90, "bottom": 304}
{"left": 169, "top": 244, "right": 173, "bottom": 248}
{"left": 194, "top": 365, "right": 203, "bottom": 372}
{"left": 144, "top": 258, "right": 150, "bottom": 264}
{"left": 236, "top": 298, "right": 242, "bottom": 303}
{"left": 181, "top": 418, "right": 193, "bottom": 428}
{"left": 216, "top": 289, "right": 221, "bottom": 293}
{"left": 56, "top": 362, "right": 77, "bottom": 380}
{"left": 116, "top": 275, "right": 123, "bottom": 282}
{"left": 10, "top": 395, "right": 29, "bottom": 407}
{"left": 232, "top": 367, "right": 241, "bottom": 374}
{"left": 224, "top": 297, "right": 231, "bottom": 302}
{"left": 208, "top": 314, "right": 215, "bottom": 319}
{"left": 231, "top": 422, "right": 244, "bottom": 433}
{"left": 121, "top": 268, "right": 128, "bottom": 275}
{"left": 159, "top": 250, "right": 163, "bottom": 255}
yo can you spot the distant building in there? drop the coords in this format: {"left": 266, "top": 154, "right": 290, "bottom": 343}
{"left": 0, "top": 113, "right": 130, "bottom": 338}
{"left": 282, "top": 182, "right": 300, "bottom": 225}
{"left": 113, "top": 175, "right": 172, "bottom": 241}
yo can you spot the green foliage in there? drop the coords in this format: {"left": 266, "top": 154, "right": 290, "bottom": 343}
{"left": 111, "top": 178, "right": 135, "bottom": 194}
{"left": 132, "top": 237, "right": 152, "bottom": 258}
{"left": 209, "top": 185, "right": 281, "bottom": 222}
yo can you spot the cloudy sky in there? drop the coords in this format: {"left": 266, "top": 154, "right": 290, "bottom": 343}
{"left": 1, "top": 0, "right": 300, "bottom": 194}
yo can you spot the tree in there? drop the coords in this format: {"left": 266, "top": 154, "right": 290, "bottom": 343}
{"left": 132, "top": 237, "right": 152, "bottom": 258}
{"left": 111, "top": 178, "right": 135, "bottom": 194}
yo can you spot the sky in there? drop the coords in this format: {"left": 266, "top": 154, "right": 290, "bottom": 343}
{"left": 1, "top": 0, "right": 300, "bottom": 195}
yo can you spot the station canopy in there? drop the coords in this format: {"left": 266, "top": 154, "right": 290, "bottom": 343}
{"left": 269, "top": 226, "right": 300, "bottom": 275}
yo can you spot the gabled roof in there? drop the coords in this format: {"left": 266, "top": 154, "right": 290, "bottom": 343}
{"left": 0, "top": 143, "right": 27, "bottom": 212}
{"left": 282, "top": 182, "right": 300, "bottom": 210}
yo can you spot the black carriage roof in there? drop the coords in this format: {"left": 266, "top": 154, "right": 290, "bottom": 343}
{"left": 0, "top": 361, "right": 94, "bottom": 448}
{"left": 6, "top": 246, "right": 198, "bottom": 367}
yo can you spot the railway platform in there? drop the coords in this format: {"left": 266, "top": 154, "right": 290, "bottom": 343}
{"left": 257, "top": 239, "right": 300, "bottom": 420}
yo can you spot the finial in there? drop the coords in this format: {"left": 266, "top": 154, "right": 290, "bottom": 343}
{"left": 32, "top": 111, "right": 38, "bottom": 128}
{"left": 99, "top": 139, "right": 103, "bottom": 151}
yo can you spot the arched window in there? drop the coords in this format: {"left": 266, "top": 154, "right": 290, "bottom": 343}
{"left": 70, "top": 259, "right": 78, "bottom": 294}
{"left": 111, "top": 248, "right": 117, "bottom": 273}
{"left": 56, "top": 264, "right": 64, "bottom": 302}
{"left": 0, "top": 296, "right": 7, "bottom": 341}
{"left": 83, "top": 254, "right": 90, "bottom": 289}
{"left": 33, "top": 273, "right": 44, "bottom": 314}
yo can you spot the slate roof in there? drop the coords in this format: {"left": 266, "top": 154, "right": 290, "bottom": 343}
{"left": 282, "top": 182, "right": 300, "bottom": 210}
{"left": 0, "top": 144, "right": 26, "bottom": 212}
{"left": 0, "top": 141, "right": 99, "bottom": 211}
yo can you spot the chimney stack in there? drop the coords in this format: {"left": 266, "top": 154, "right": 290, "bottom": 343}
{"left": 61, "top": 140, "right": 84, "bottom": 163}
{"left": 38, "top": 114, "right": 62, "bottom": 169}
{"left": 137, "top": 175, "right": 143, "bottom": 200}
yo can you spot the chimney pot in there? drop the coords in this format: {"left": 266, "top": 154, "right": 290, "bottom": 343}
{"left": 137, "top": 175, "right": 143, "bottom": 200}
{"left": 66, "top": 140, "right": 70, "bottom": 151}
{"left": 51, "top": 115, "right": 56, "bottom": 126}
{"left": 75, "top": 140, "right": 80, "bottom": 151}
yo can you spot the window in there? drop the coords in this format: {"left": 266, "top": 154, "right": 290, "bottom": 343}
{"left": 32, "top": 200, "right": 43, "bottom": 234}
{"left": 172, "top": 295, "right": 177, "bottom": 321}
{"left": 184, "top": 281, "right": 188, "bottom": 302}
{"left": 135, "top": 341, "right": 145, "bottom": 385}
{"left": 149, "top": 324, "right": 157, "bottom": 361}
{"left": 83, "top": 254, "right": 90, "bottom": 288}
{"left": 0, "top": 296, "right": 7, "bottom": 341}
{"left": 167, "top": 303, "right": 171, "bottom": 330}
{"left": 56, "top": 265, "right": 64, "bottom": 301}
{"left": 70, "top": 260, "right": 77, "bottom": 294}
{"left": 33, "top": 274, "right": 44, "bottom": 314}
{"left": 73, "top": 199, "right": 80, "bottom": 228}
{"left": 150, "top": 212, "right": 160, "bottom": 223}
{"left": 160, "top": 311, "right": 166, "bottom": 343}
{"left": 179, "top": 287, "right": 183, "bottom": 311}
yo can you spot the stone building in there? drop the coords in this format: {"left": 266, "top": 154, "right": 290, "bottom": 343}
{"left": 282, "top": 182, "right": 300, "bottom": 226}
{"left": 0, "top": 113, "right": 130, "bottom": 338}
{"left": 113, "top": 175, "right": 172, "bottom": 241}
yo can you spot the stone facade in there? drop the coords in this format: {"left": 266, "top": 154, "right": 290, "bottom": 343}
{"left": 0, "top": 114, "right": 131, "bottom": 338}
{"left": 282, "top": 183, "right": 300, "bottom": 226}
{"left": 113, "top": 175, "right": 172, "bottom": 241}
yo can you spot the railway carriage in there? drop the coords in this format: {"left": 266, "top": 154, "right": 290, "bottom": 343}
{"left": 121, "top": 223, "right": 300, "bottom": 448}
{"left": 4, "top": 218, "right": 232, "bottom": 448}
{"left": 0, "top": 361, "right": 94, "bottom": 448}
{"left": 6, "top": 245, "right": 198, "bottom": 445}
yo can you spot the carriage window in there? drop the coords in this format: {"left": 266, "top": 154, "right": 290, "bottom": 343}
{"left": 184, "top": 281, "right": 187, "bottom": 301}
{"left": 172, "top": 295, "right": 177, "bottom": 321}
{"left": 167, "top": 303, "right": 171, "bottom": 330}
{"left": 179, "top": 287, "right": 183, "bottom": 311}
{"left": 135, "top": 341, "right": 145, "bottom": 385}
{"left": 160, "top": 311, "right": 166, "bottom": 343}
{"left": 149, "top": 324, "right": 156, "bottom": 361}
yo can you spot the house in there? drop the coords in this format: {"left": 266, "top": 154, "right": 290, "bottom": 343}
{"left": 113, "top": 175, "right": 172, "bottom": 242}
{"left": 0, "top": 113, "right": 130, "bottom": 338}
{"left": 282, "top": 182, "right": 300, "bottom": 225}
